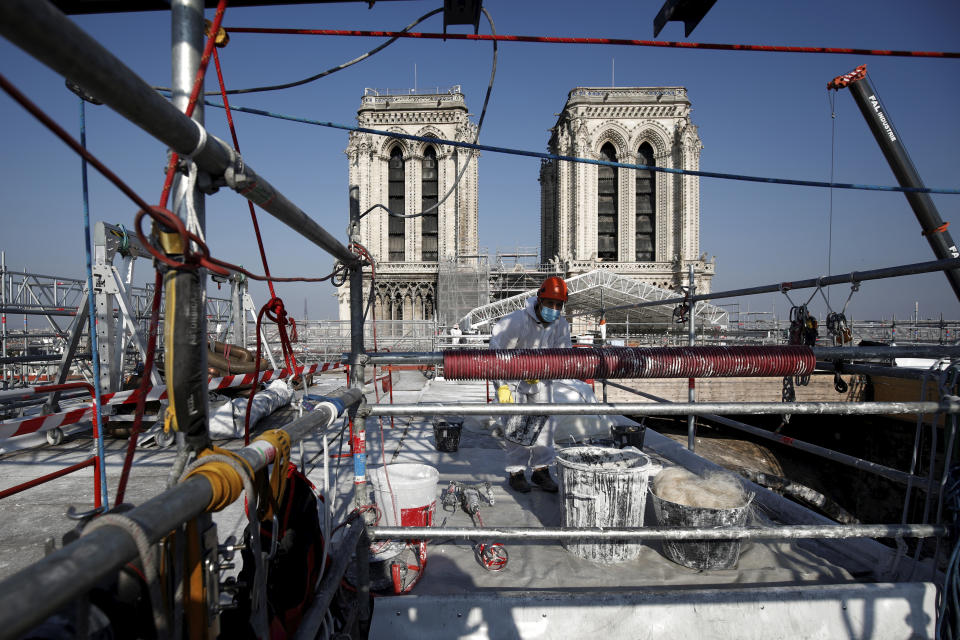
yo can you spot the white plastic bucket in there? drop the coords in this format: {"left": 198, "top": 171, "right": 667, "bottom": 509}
{"left": 557, "top": 446, "right": 660, "bottom": 564}
{"left": 370, "top": 463, "right": 439, "bottom": 528}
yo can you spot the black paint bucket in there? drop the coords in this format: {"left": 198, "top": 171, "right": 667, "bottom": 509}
{"left": 650, "top": 491, "right": 754, "bottom": 570}
{"left": 433, "top": 420, "right": 462, "bottom": 452}
{"left": 611, "top": 423, "right": 646, "bottom": 450}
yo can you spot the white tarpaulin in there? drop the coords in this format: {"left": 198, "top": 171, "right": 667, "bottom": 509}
{"left": 209, "top": 380, "right": 292, "bottom": 439}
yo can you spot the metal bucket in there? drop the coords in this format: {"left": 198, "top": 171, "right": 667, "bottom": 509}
{"left": 556, "top": 446, "right": 659, "bottom": 564}
{"left": 650, "top": 491, "right": 754, "bottom": 570}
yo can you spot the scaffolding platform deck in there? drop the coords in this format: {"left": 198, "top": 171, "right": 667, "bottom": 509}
{"left": 0, "top": 370, "right": 938, "bottom": 639}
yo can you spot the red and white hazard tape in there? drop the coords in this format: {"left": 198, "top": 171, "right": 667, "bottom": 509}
{"left": 0, "top": 361, "right": 344, "bottom": 440}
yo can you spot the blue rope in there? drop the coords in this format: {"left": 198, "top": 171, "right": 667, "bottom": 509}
{"left": 79, "top": 97, "right": 109, "bottom": 510}
{"left": 201, "top": 98, "right": 960, "bottom": 196}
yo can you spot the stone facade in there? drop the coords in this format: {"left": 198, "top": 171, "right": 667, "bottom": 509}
{"left": 340, "top": 87, "right": 479, "bottom": 321}
{"left": 540, "top": 87, "right": 714, "bottom": 292}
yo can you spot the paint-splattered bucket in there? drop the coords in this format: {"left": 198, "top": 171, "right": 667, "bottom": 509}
{"left": 650, "top": 491, "right": 754, "bottom": 570}
{"left": 557, "top": 446, "right": 660, "bottom": 564}
{"left": 370, "top": 464, "right": 439, "bottom": 528}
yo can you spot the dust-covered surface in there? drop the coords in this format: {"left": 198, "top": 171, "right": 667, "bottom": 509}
{"left": 0, "top": 370, "right": 935, "bottom": 635}
{"left": 339, "top": 374, "right": 909, "bottom": 597}
{"left": 652, "top": 467, "right": 749, "bottom": 510}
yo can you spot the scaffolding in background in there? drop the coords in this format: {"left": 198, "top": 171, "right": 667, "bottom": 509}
{"left": 436, "top": 254, "right": 491, "bottom": 330}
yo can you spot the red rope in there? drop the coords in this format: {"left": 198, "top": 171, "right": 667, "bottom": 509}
{"left": 115, "top": 270, "right": 163, "bottom": 505}
{"left": 117, "top": 1, "right": 229, "bottom": 501}
{"left": 223, "top": 26, "right": 960, "bottom": 59}
{"left": 243, "top": 298, "right": 301, "bottom": 444}
{"left": 212, "top": 47, "right": 278, "bottom": 300}
{"left": 213, "top": 45, "right": 305, "bottom": 399}
{"left": 244, "top": 302, "right": 270, "bottom": 445}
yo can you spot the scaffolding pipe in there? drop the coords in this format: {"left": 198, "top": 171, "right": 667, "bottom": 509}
{"left": 0, "top": 0, "right": 357, "bottom": 265}
{"left": 601, "top": 380, "right": 925, "bottom": 486}
{"left": 818, "top": 360, "right": 948, "bottom": 381}
{"left": 359, "top": 345, "right": 960, "bottom": 367}
{"left": 0, "top": 353, "right": 92, "bottom": 365}
{"left": 566, "top": 257, "right": 960, "bottom": 318}
{"left": 0, "top": 306, "right": 77, "bottom": 317}
{"left": 366, "top": 399, "right": 954, "bottom": 417}
{"left": 347, "top": 186, "right": 368, "bottom": 512}
{"left": 815, "top": 345, "right": 960, "bottom": 359}
{"left": 1, "top": 251, "right": 6, "bottom": 388}
{"left": 369, "top": 523, "right": 947, "bottom": 542}
{"left": 0, "top": 387, "right": 360, "bottom": 639}
{"left": 687, "top": 264, "right": 696, "bottom": 451}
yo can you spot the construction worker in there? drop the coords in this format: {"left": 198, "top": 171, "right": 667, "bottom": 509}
{"left": 489, "top": 275, "right": 571, "bottom": 494}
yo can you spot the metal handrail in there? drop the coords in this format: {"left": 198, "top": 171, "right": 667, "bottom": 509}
{"left": 370, "top": 523, "right": 948, "bottom": 542}
{"left": 0, "top": 382, "right": 104, "bottom": 506}
{"left": 601, "top": 380, "right": 925, "bottom": 486}
{"left": 365, "top": 400, "right": 956, "bottom": 417}
{"left": 0, "top": 387, "right": 361, "bottom": 639}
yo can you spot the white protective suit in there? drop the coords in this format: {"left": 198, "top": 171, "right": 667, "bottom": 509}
{"left": 489, "top": 297, "right": 571, "bottom": 473}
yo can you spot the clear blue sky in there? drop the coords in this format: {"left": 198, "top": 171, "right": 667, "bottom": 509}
{"left": 1, "top": 0, "right": 958, "bottom": 324}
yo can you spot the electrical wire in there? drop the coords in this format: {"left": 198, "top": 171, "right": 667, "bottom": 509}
{"left": 358, "top": 6, "right": 498, "bottom": 222}
{"left": 827, "top": 89, "right": 837, "bottom": 304}
{"left": 154, "top": 8, "right": 443, "bottom": 96}
{"left": 224, "top": 25, "right": 960, "bottom": 60}
{"left": 199, "top": 99, "right": 960, "bottom": 196}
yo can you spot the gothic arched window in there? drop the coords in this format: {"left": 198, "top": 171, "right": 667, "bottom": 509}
{"left": 597, "top": 143, "right": 618, "bottom": 261}
{"left": 636, "top": 142, "right": 656, "bottom": 261}
{"left": 388, "top": 146, "right": 405, "bottom": 261}
{"left": 421, "top": 146, "right": 439, "bottom": 262}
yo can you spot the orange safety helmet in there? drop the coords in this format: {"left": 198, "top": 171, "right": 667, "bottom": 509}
{"left": 538, "top": 276, "right": 568, "bottom": 302}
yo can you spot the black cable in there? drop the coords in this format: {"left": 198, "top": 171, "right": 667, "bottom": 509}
{"left": 155, "top": 8, "right": 443, "bottom": 96}
{"left": 357, "top": 6, "right": 498, "bottom": 222}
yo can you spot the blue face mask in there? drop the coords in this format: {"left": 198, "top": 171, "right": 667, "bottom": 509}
{"left": 540, "top": 305, "right": 561, "bottom": 323}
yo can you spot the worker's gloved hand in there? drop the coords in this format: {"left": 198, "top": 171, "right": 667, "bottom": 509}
{"left": 524, "top": 379, "right": 540, "bottom": 385}
{"left": 496, "top": 384, "right": 514, "bottom": 404}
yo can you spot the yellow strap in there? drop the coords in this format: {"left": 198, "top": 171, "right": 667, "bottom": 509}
{"left": 254, "top": 429, "right": 292, "bottom": 520}
{"left": 182, "top": 446, "right": 255, "bottom": 512}
{"left": 163, "top": 405, "right": 178, "bottom": 434}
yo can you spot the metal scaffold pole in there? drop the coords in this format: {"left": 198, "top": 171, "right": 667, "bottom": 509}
{"left": 687, "top": 264, "right": 696, "bottom": 451}
{"left": 1, "top": 251, "right": 6, "bottom": 389}
{"left": 348, "top": 186, "right": 368, "bottom": 513}
{"left": 166, "top": 0, "right": 211, "bottom": 453}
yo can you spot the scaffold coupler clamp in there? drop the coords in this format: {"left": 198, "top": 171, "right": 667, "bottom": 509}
{"left": 222, "top": 149, "right": 248, "bottom": 193}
